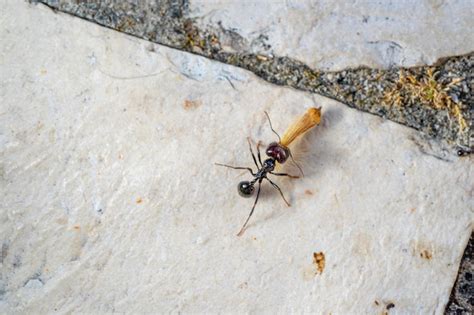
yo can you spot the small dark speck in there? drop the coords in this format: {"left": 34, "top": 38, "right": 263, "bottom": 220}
{"left": 387, "top": 303, "right": 395, "bottom": 310}
{"left": 457, "top": 149, "right": 470, "bottom": 156}
{"left": 469, "top": 296, "right": 474, "bottom": 306}
{"left": 460, "top": 283, "right": 470, "bottom": 294}
{"left": 97, "top": 208, "right": 103, "bottom": 214}
{"left": 465, "top": 272, "right": 472, "bottom": 281}
{"left": 13, "top": 255, "right": 21, "bottom": 268}
{"left": 362, "top": 16, "right": 369, "bottom": 23}
{"left": 1, "top": 243, "right": 9, "bottom": 264}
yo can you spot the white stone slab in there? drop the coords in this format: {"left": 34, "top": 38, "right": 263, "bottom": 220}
{"left": 190, "top": 0, "right": 474, "bottom": 70}
{"left": 1, "top": 2, "right": 472, "bottom": 314}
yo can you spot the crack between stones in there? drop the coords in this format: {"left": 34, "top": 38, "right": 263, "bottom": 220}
{"left": 33, "top": 0, "right": 473, "bottom": 154}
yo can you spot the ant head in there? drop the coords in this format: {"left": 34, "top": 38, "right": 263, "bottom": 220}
{"left": 266, "top": 142, "right": 289, "bottom": 163}
{"left": 238, "top": 181, "right": 254, "bottom": 198}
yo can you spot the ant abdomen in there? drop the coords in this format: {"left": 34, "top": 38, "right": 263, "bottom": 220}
{"left": 266, "top": 142, "right": 289, "bottom": 164}
{"left": 238, "top": 181, "right": 255, "bottom": 198}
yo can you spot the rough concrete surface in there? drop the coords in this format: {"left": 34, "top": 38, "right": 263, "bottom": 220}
{"left": 36, "top": 0, "right": 474, "bottom": 153}
{"left": 1, "top": 1, "right": 473, "bottom": 314}
{"left": 189, "top": 0, "right": 474, "bottom": 70}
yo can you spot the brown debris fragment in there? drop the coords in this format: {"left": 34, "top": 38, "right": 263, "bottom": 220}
{"left": 420, "top": 249, "right": 433, "bottom": 260}
{"left": 183, "top": 99, "right": 202, "bottom": 110}
{"left": 313, "top": 252, "right": 325, "bottom": 275}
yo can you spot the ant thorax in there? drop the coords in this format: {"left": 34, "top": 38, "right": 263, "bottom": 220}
{"left": 262, "top": 158, "right": 276, "bottom": 172}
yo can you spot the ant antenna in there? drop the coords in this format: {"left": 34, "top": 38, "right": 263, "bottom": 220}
{"left": 264, "top": 111, "right": 281, "bottom": 143}
{"left": 289, "top": 151, "right": 304, "bottom": 177}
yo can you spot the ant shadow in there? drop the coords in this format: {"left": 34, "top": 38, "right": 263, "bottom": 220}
{"left": 295, "top": 105, "right": 344, "bottom": 178}
{"left": 248, "top": 105, "right": 345, "bottom": 230}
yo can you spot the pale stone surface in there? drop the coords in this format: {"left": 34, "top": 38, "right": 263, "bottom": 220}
{"left": 0, "top": 2, "right": 473, "bottom": 314}
{"left": 190, "top": 0, "right": 474, "bottom": 70}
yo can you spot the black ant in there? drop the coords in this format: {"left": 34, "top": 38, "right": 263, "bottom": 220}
{"left": 216, "top": 108, "right": 321, "bottom": 236}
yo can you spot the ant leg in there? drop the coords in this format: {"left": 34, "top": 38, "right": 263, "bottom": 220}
{"left": 237, "top": 180, "right": 262, "bottom": 236}
{"left": 256, "top": 141, "right": 263, "bottom": 166}
{"left": 270, "top": 172, "right": 299, "bottom": 179}
{"left": 215, "top": 163, "right": 255, "bottom": 176}
{"left": 265, "top": 177, "right": 291, "bottom": 207}
{"left": 247, "top": 137, "right": 260, "bottom": 168}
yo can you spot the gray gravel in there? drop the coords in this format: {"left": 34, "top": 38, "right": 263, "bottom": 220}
{"left": 445, "top": 232, "right": 473, "bottom": 314}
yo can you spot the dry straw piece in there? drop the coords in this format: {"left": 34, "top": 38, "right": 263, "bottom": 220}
{"left": 281, "top": 107, "right": 322, "bottom": 147}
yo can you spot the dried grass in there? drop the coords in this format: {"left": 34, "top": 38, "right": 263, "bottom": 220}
{"left": 383, "top": 68, "right": 467, "bottom": 131}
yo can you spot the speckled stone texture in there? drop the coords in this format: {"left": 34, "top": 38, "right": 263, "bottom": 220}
{"left": 445, "top": 232, "right": 473, "bottom": 314}
{"left": 28, "top": 3, "right": 474, "bottom": 309}
{"left": 35, "top": 0, "right": 473, "bottom": 153}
